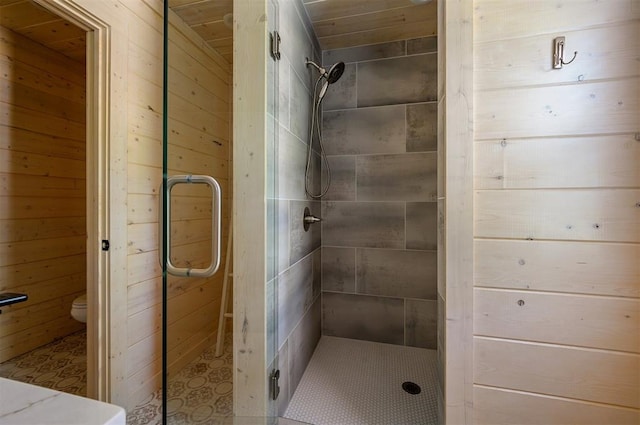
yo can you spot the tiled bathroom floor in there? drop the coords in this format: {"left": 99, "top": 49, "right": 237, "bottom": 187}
{"left": 0, "top": 330, "right": 87, "bottom": 397}
{"left": 1, "top": 331, "right": 436, "bottom": 425}
{"left": 126, "top": 332, "right": 234, "bottom": 425}
{"left": 284, "top": 336, "right": 439, "bottom": 425}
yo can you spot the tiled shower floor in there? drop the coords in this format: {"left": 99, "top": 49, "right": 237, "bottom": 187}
{"left": 284, "top": 336, "right": 439, "bottom": 425}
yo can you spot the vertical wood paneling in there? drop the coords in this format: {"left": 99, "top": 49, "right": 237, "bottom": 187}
{"left": 233, "top": 0, "right": 268, "bottom": 415}
{"left": 473, "top": 0, "right": 640, "bottom": 421}
{"left": 442, "top": 0, "right": 474, "bottom": 422}
{"left": 0, "top": 25, "right": 85, "bottom": 363}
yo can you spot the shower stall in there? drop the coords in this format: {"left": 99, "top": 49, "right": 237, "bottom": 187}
{"left": 230, "top": 0, "right": 445, "bottom": 423}
{"left": 149, "top": 0, "right": 448, "bottom": 423}
{"left": 0, "top": 0, "right": 472, "bottom": 423}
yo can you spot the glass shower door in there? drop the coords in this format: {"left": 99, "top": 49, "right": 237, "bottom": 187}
{"left": 161, "top": 0, "right": 233, "bottom": 423}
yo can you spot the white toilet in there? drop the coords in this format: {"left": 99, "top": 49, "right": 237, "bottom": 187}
{"left": 71, "top": 293, "right": 87, "bottom": 323}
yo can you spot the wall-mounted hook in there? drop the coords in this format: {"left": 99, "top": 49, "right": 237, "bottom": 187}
{"left": 553, "top": 36, "right": 577, "bottom": 69}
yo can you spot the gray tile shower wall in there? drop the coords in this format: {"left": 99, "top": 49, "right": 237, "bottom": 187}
{"left": 266, "top": 0, "right": 323, "bottom": 416}
{"left": 323, "top": 292, "right": 405, "bottom": 345}
{"left": 322, "top": 201, "right": 405, "bottom": 249}
{"left": 356, "top": 249, "right": 437, "bottom": 299}
{"left": 357, "top": 54, "right": 438, "bottom": 107}
{"left": 356, "top": 152, "right": 437, "bottom": 202}
{"left": 321, "top": 36, "right": 438, "bottom": 349}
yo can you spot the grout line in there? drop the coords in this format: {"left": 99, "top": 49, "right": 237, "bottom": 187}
{"left": 353, "top": 247, "right": 358, "bottom": 294}
{"left": 354, "top": 60, "right": 358, "bottom": 109}
{"left": 324, "top": 100, "right": 437, "bottom": 113}
{"left": 402, "top": 202, "right": 409, "bottom": 251}
{"left": 403, "top": 297, "right": 407, "bottom": 346}
{"left": 354, "top": 154, "right": 358, "bottom": 202}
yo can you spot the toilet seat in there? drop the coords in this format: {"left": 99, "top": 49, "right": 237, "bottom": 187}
{"left": 71, "top": 293, "right": 87, "bottom": 323}
{"left": 72, "top": 294, "right": 87, "bottom": 308}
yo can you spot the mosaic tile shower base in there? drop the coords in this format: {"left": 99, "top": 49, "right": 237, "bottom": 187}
{"left": 127, "top": 333, "right": 234, "bottom": 425}
{"left": 0, "top": 330, "right": 87, "bottom": 397}
{"left": 284, "top": 336, "right": 438, "bottom": 425}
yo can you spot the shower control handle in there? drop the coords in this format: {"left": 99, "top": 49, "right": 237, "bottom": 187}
{"left": 304, "top": 215, "right": 321, "bottom": 224}
{"left": 303, "top": 207, "right": 321, "bottom": 232}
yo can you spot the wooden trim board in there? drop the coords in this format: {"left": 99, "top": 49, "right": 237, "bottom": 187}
{"left": 233, "top": 0, "right": 268, "bottom": 415}
{"left": 441, "top": 0, "right": 475, "bottom": 422}
{"left": 34, "top": 0, "right": 127, "bottom": 405}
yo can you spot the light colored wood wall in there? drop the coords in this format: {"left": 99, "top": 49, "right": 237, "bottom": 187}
{"left": 232, "top": 0, "right": 268, "bottom": 415}
{"left": 439, "top": 0, "right": 475, "bottom": 423}
{"left": 27, "top": 0, "right": 231, "bottom": 408}
{"left": 473, "top": 1, "right": 640, "bottom": 423}
{"left": 0, "top": 0, "right": 86, "bottom": 62}
{"left": 0, "top": 25, "right": 86, "bottom": 362}
{"left": 121, "top": 0, "right": 232, "bottom": 408}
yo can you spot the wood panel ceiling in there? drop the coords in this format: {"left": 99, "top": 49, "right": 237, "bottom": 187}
{"left": 169, "top": 0, "right": 233, "bottom": 64}
{"left": 302, "top": 0, "right": 437, "bottom": 50}
{"left": 1, "top": 0, "right": 437, "bottom": 68}
{"left": 169, "top": 0, "right": 437, "bottom": 62}
{"left": 0, "top": 0, "right": 86, "bottom": 63}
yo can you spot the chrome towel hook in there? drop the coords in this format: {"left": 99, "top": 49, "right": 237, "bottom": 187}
{"left": 553, "top": 36, "right": 577, "bottom": 69}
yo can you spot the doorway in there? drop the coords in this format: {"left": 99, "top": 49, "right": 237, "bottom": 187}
{"left": 0, "top": 0, "right": 111, "bottom": 402}
{"left": 0, "top": 0, "right": 88, "bottom": 395}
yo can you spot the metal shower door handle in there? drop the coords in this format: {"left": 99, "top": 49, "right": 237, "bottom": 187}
{"left": 162, "top": 175, "right": 222, "bottom": 277}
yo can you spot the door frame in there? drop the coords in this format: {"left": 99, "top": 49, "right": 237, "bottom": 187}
{"left": 33, "top": 0, "right": 124, "bottom": 404}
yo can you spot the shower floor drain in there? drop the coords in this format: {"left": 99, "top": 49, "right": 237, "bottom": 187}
{"left": 402, "top": 381, "right": 421, "bottom": 395}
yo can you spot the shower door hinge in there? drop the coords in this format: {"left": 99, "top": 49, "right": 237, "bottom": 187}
{"left": 101, "top": 240, "right": 110, "bottom": 251}
{"left": 270, "top": 31, "right": 281, "bottom": 61}
{"left": 270, "top": 369, "right": 280, "bottom": 400}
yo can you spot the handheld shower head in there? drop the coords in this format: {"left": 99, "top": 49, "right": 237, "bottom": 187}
{"left": 304, "top": 60, "right": 346, "bottom": 199}
{"left": 305, "top": 59, "right": 345, "bottom": 84}
{"left": 318, "top": 81, "right": 329, "bottom": 101}
{"left": 326, "top": 62, "right": 345, "bottom": 84}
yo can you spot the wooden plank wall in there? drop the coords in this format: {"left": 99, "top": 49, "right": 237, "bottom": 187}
{"left": 123, "top": 0, "right": 232, "bottom": 407}
{"left": 0, "top": 25, "right": 86, "bottom": 362}
{"left": 232, "top": 0, "right": 267, "bottom": 413}
{"left": 473, "top": 1, "right": 640, "bottom": 423}
{"left": 440, "top": 0, "right": 475, "bottom": 422}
